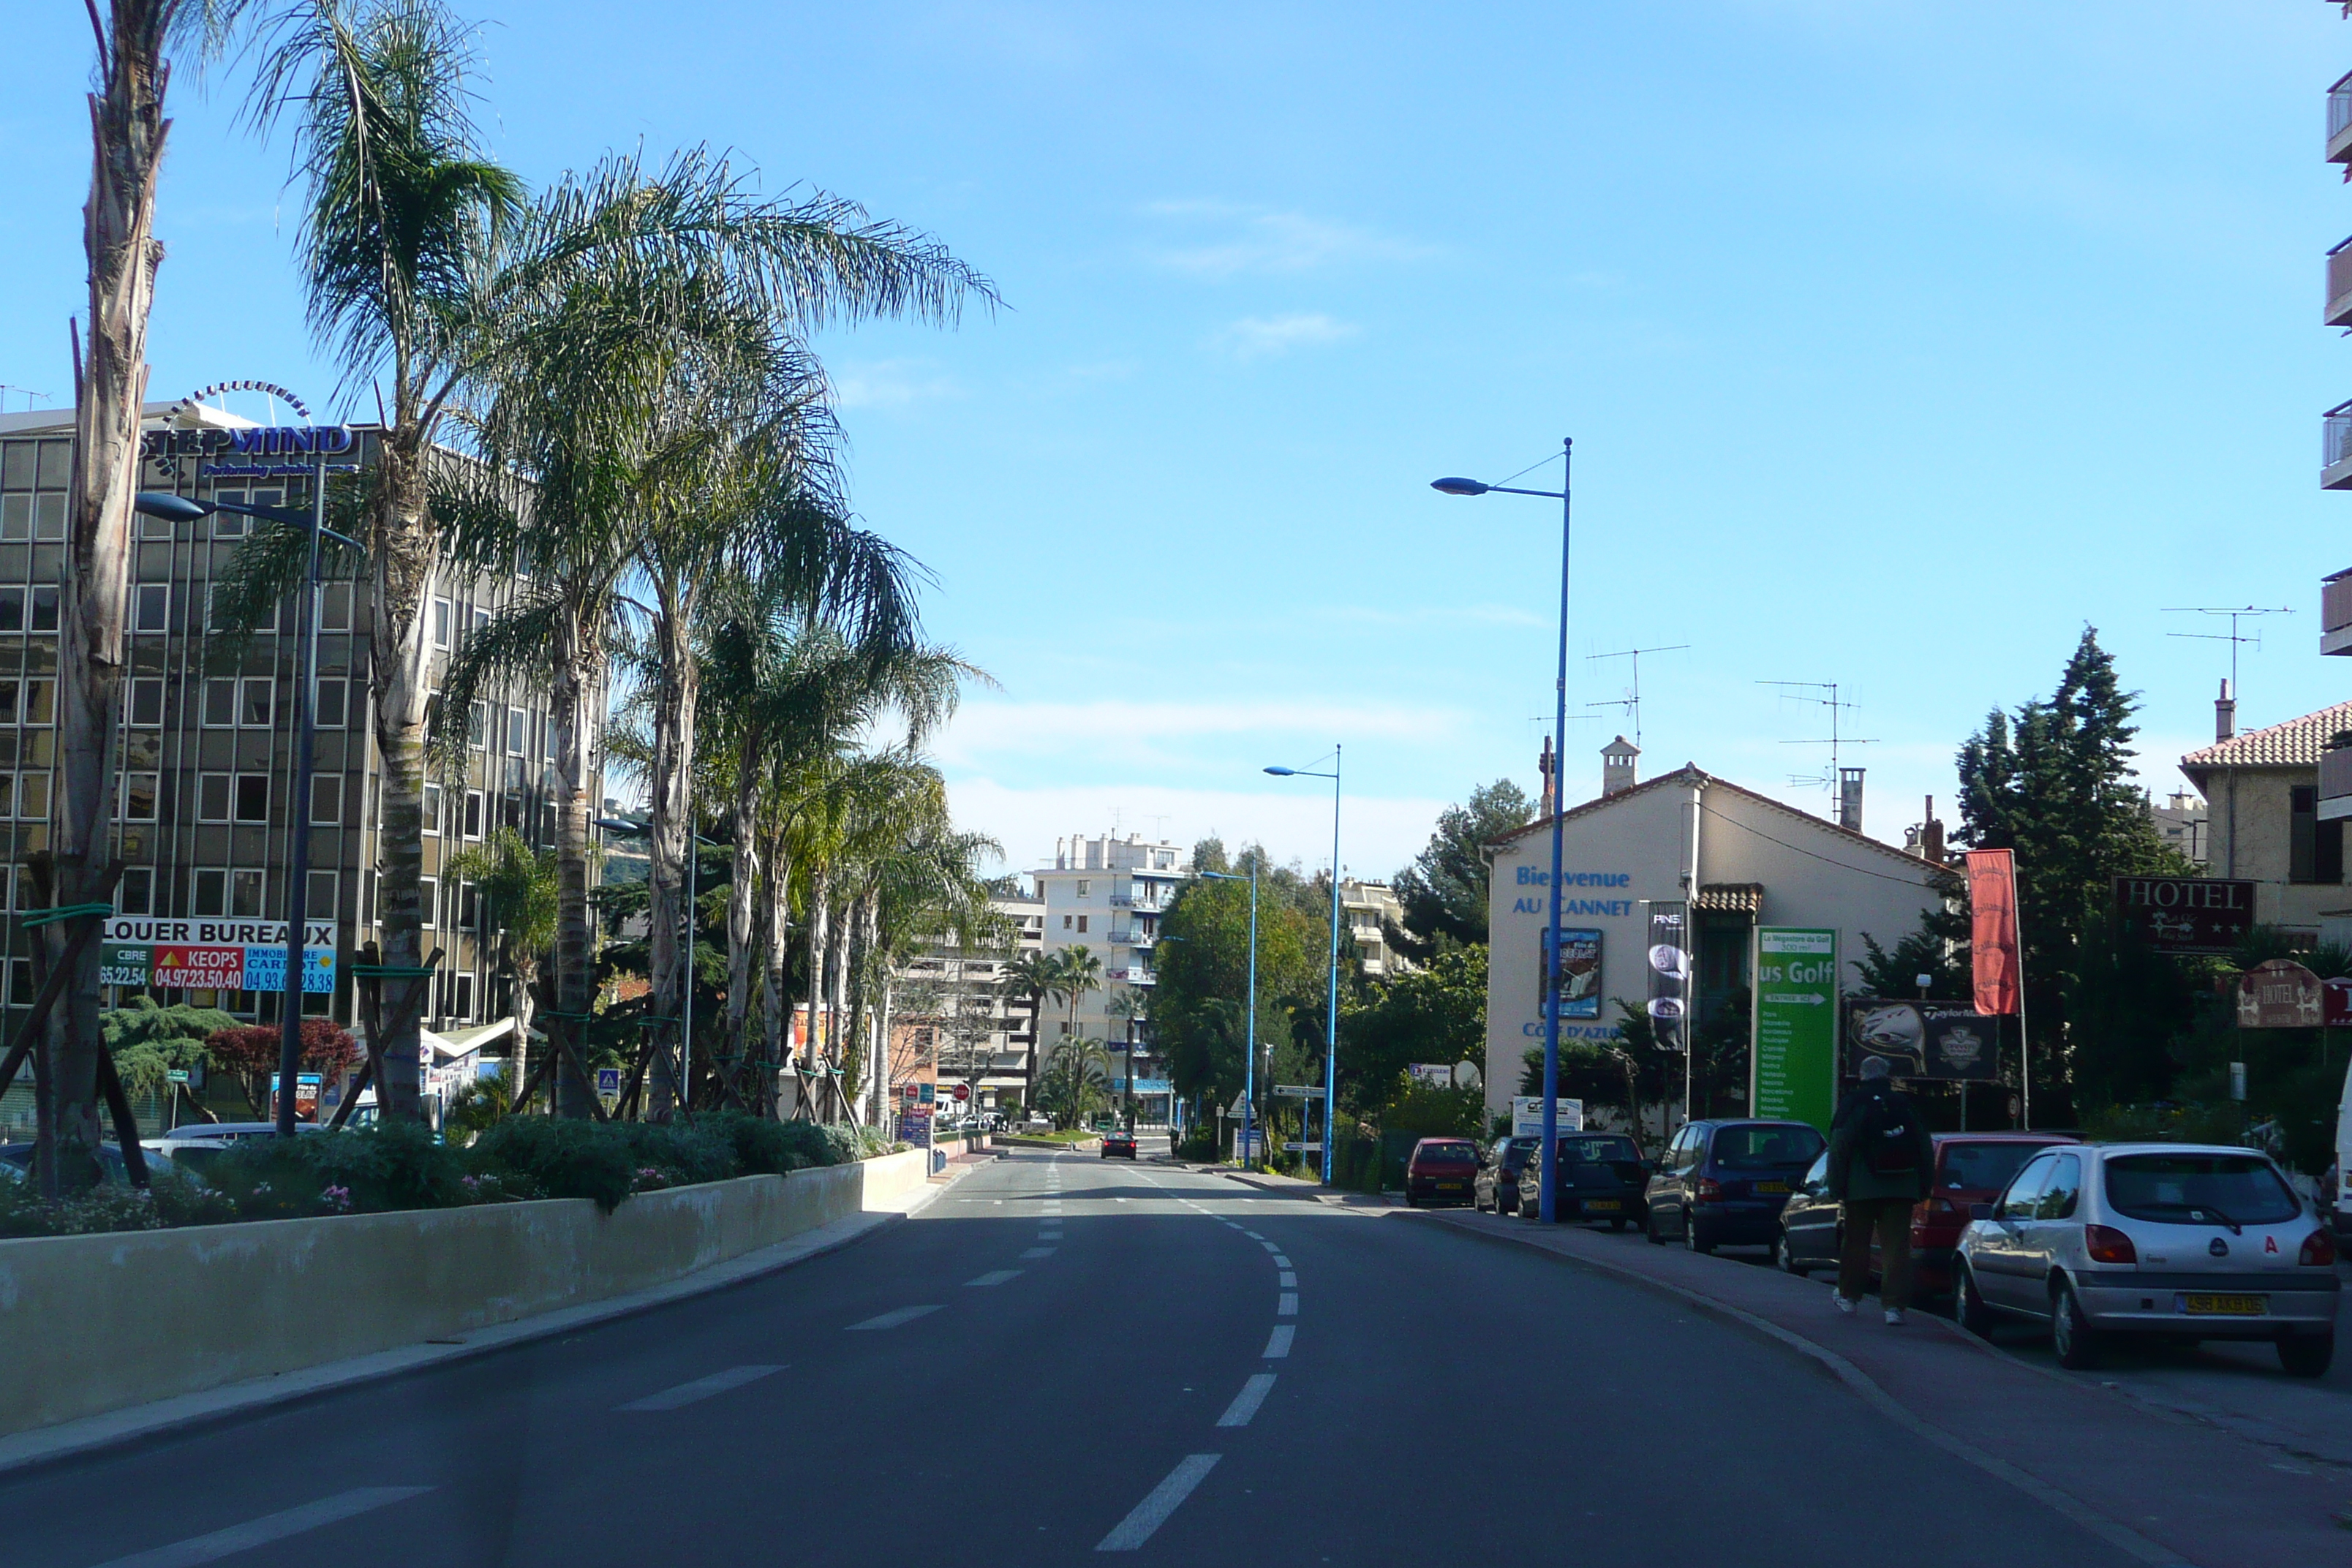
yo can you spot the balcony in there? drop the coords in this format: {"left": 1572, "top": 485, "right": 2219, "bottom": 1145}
{"left": 2321, "top": 738, "right": 2352, "bottom": 822}
{"left": 1112, "top": 927, "right": 1154, "bottom": 948}
{"left": 2326, "top": 402, "right": 2352, "bottom": 490}
{"left": 2332, "top": 240, "right": 2352, "bottom": 328}
{"left": 2334, "top": 72, "right": 2352, "bottom": 165}
{"left": 2326, "top": 569, "right": 2352, "bottom": 657}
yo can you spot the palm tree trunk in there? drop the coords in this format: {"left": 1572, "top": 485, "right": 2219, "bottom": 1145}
{"left": 723, "top": 741, "right": 761, "bottom": 1052}
{"left": 843, "top": 893, "right": 870, "bottom": 1124}
{"left": 644, "top": 586, "right": 701, "bottom": 1120}
{"left": 49, "top": 0, "right": 172, "bottom": 1188}
{"left": 825, "top": 895, "right": 852, "bottom": 1118}
{"left": 802, "top": 866, "right": 829, "bottom": 1074}
{"left": 549, "top": 611, "right": 597, "bottom": 1117}
{"left": 366, "top": 430, "right": 439, "bottom": 1120}
{"left": 761, "top": 832, "right": 792, "bottom": 1107}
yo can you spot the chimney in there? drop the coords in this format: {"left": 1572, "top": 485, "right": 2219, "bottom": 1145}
{"left": 2215, "top": 679, "right": 2235, "bottom": 744}
{"left": 1055, "top": 837, "right": 1066, "bottom": 870}
{"left": 1838, "top": 766, "right": 1865, "bottom": 833}
{"left": 1538, "top": 735, "right": 1556, "bottom": 817}
{"left": 1602, "top": 736, "right": 1640, "bottom": 797}
{"left": 1921, "top": 794, "right": 1945, "bottom": 863}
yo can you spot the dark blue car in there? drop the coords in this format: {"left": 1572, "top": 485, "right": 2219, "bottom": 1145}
{"left": 1644, "top": 1119, "right": 1825, "bottom": 1253}
{"left": 1516, "top": 1133, "right": 1648, "bottom": 1229}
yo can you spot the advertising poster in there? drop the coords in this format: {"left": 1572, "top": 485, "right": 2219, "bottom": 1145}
{"left": 1510, "top": 1096, "right": 1584, "bottom": 1138}
{"left": 1847, "top": 1000, "right": 2001, "bottom": 1080}
{"left": 1751, "top": 927, "right": 1837, "bottom": 1133}
{"left": 1964, "top": 851, "right": 2020, "bottom": 1017}
{"left": 1645, "top": 902, "right": 1690, "bottom": 1051}
{"left": 1540, "top": 927, "right": 1602, "bottom": 1019}
{"left": 2112, "top": 875, "right": 2255, "bottom": 956}
{"left": 101, "top": 916, "right": 336, "bottom": 993}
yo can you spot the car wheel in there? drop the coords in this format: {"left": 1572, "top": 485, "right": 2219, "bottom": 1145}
{"left": 1646, "top": 1208, "right": 1666, "bottom": 1245}
{"left": 2051, "top": 1280, "right": 2100, "bottom": 1370}
{"left": 1778, "top": 1231, "right": 1807, "bottom": 1275}
{"left": 1404, "top": 1194, "right": 1419, "bottom": 1208}
{"left": 1685, "top": 1213, "right": 1716, "bottom": 1254}
{"left": 1609, "top": 1217, "right": 1627, "bottom": 1232}
{"left": 1956, "top": 1264, "right": 1994, "bottom": 1338}
{"left": 2280, "top": 1331, "right": 2335, "bottom": 1379}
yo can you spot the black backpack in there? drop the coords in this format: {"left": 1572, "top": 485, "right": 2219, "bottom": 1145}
{"left": 1857, "top": 1090, "right": 1920, "bottom": 1176}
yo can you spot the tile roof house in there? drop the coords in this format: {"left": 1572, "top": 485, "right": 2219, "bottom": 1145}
{"left": 2178, "top": 696, "right": 2352, "bottom": 941}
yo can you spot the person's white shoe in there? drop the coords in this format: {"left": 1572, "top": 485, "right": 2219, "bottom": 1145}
{"left": 1833, "top": 1294, "right": 1855, "bottom": 1315}
{"left": 1884, "top": 1308, "right": 1906, "bottom": 1326}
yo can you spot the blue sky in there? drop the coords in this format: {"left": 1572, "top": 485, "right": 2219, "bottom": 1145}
{"left": 4, "top": 2, "right": 2348, "bottom": 881}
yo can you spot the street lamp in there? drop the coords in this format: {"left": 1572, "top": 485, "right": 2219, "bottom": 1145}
{"left": 598, "top": 814, "right": 713, "bottom": 1116}
{"left": 1430, "top": 437, "right": 1573, "bottom": 1221}
{"left": 1264, "top": 753, "right": 1341, "bottom": 1184}
{"left": 134, "top": 482, "right": 363, "bottom": 1139}
{"left": 1197, "top": 867, "right": 1259, "bottom": 1170}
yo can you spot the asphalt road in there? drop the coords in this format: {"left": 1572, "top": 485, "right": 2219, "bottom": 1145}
{"left": 7, "top": 1152, "right": 2152, "bottom": 1567}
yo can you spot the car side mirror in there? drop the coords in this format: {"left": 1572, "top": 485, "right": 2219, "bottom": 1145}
{"left": 1969, "top": 1202, "right": 1993, "bottom": 1222}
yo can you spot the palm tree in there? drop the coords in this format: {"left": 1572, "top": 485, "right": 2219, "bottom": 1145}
{"left": 1039, "top": 1036, "right": 1111, "bottom": 1131}
{"left": 1049, "top": 944, "right": 1104, "bottom": 1068}
{"left": 1106, "top": 988, "right": 1145, "bottom": 1130}
{"left": 996, "top": 948, "right": 1058, "bottom": 1116}
{"left": 441, "top": 827, "right": 557, "bottom": 1107}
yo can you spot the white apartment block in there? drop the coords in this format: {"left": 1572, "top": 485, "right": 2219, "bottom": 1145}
{"left": 890, "top": 891, "right": 1044, "bottom": 1112}
{"left": 1341, "top": 878, "right": 1411, "bottom": 979}
{"left": 1032, "top": 832, "right": 1190, "bottom": 1119}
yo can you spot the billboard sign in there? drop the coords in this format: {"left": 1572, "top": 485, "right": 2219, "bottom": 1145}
{"left": 1847, "top": 1000, "right": 2000, "bottom": 1080}
{"left": 1510, "top": 1096, "right": 1584, "bottom": 1138}
{"left": 1540, "top": 927, "right": 1602, "bottom": 1020}
{"left": 2237, "top": 960, "right": 2323, "bottom": 1029}
{"left": 1645, "top": 902, "right": 1690, "bottom": 1051}
{"left": 1752, "top": 928, "right": 1838, "bottom": 1133}
{"left": 101, "top": 916, "right": 336, "bottom": 993}
{"left": 2113, "top": 875, "right": 2255, "bottom": 956}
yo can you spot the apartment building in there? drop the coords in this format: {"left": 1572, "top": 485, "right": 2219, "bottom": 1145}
{"left": 1032, "top": 832, "right": 1189, "bottom": 1123}
{"left": 1341, "top": 878, "right": 1409, "bottom": 978}
{"left": 889, "top": 889, "right": 1044, "bottom": 1112}
{"left": 0, "top": 404, "right": 590, "bottom": 1126}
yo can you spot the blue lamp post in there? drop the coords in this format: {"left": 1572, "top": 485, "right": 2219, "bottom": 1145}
{"left": 1265, "top": 750, "right": 1340, "bottom": 1184}
{"left": 1197, "top": 867, "right": 1259, "bottom": 1169}
{"left": 1431, "top": 439, "right": 1572, "bottom": 1221}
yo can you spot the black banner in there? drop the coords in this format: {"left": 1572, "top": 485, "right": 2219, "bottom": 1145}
{"left": 1645, "top": 902, "right": 1690, "bottom": 1052}
{"left": 1848, "top": 1000, "right": 2000, "bottom": 1081}
{"left": 2112, "top": 875, "right": 2255, "bottom": 957}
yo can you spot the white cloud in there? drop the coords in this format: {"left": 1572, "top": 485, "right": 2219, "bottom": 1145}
{"left": 1141, "top": 203, "right": 1433, "bottom": 279}
{"left": 834, "top": 359, "right": 961, "bottom": 410}
{"left": 1217, "top": 312, "right": 1360, "bottom": 361}
{"left": 943, "top": 777, "right": 1450, "bottom": 883}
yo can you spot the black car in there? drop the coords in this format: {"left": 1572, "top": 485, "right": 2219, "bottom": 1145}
{"left": 1516, "top": 1133, "right": 1646, "bottom": 1229}
{"left": 0, "top": 1142, "right": 131, "bottom": 1185}
{"left": 1644, "top": 1119, "right": 1824, "bottom": 1254}
{"left": 1475, "top": 1135, "right": 1541, "bottom": 1214}
{"left": 1101, "top": 1130, "right": 1139, "bottom": 1159}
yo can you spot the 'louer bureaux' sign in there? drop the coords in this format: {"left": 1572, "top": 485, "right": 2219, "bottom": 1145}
{"left": 1750, "top": 927, "right": 1837, "bottom": 1133}
{"left": 99, "top": 916, "right": 336, "bottom": 994}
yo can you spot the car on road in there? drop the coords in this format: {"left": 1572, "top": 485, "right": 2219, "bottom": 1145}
{"left": 1475, "top": 1135, "right": 1541, "bottom": 1215}
{"left": 1517, "top": 1132, "right": 1646, "bottom": 1228}
{"left": 1403, "top": 1137, "right": 1481, "bottom": 1207}
{"left": 1953, "top": 1142, "right": 2340, "bottom": 1376}
{"left": 1101, "top": 1130, "right": 1139, "bottom": 1159}
{"left": 1777, "top": 1131, "right": 2076, "bottom": 1292}
{"left": 0, "top": 1141, "right": 132, "bottom": 1185}
{"left": 1646, "top": 1119, "right": 1825, "bottom": 1253}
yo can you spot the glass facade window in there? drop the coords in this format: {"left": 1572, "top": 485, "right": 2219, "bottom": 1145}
{"left": 121, "top": 772, "right": 158, "bottom": 821}
{"left": 240, "top": 677, "right": 274, "bottom": 728}
{"left": 133, "top": 584, "right": 168, "bottom": 634}
{"left": 230, "top": 869, "right": 264, "bottom": 917}
{"left": 197, "top": 773, "right": 230, "bottom": 822}
{"left": 311, "top": 774, "right": 342, "bottom": 825}
{"left": 421, "top": 782, "right": 441, "bottom": 836}
{"left": 192, "top": 868, "right": 226, "bottom": 916}
{"left": 118, "top": 866, "right": 154, "bottom": 916}
{"left": 128, "top": 677, "right": 164, "bottom": 727}
{"left": 314, "top": 678, "right": 346, "bottom": 729}
{"left": 233, "top": 774, "right": 269, "bottom": 823}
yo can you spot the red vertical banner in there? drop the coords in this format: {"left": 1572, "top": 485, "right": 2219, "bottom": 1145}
{"left": 1964, "top": 849, "right": 2021, "bottom": 1017}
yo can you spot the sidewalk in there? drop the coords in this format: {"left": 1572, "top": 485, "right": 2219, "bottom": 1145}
{"left": 1424, "top": 1208, "right": 2351, "bottom": 1568}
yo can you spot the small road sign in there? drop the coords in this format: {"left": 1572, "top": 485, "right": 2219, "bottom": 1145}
{"left": 953, "top": 1082, "right": 970, "bottom": 1102}
{"left": 1273, "top": 1084, "right": 1325, "bottom": 1098}
{"left": 595, "top": 1068, "right": 622, "bottom": 1096}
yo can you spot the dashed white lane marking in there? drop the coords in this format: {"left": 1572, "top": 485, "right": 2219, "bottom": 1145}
{"left": 1040, "top": 1229, "right": 1064, "bottom": 1240}
{"left": 1244, "top": 1231, "right": 1266, "bottom": 1240}
{"left": 92, "top": 1488, "right": 435, "bottom": 1567}
{"left": 1215, "top": 1373, "right": 1278, "bottom": 1428}
{"left": 1096, "top": 1454, "right": 1222, "bottom": 1552}
{"left": 1262, "top": 1325, "right": 1294, "bottom": 1358}
{"left": 1270, "top": 1254, "right": 1291, "bottom": 1268}
{"left": 967, "top": 1270, "right": 1022, "bottom": 1287}
{"left": 617, "top": 1364, "right": 785, "bottom": 1411}
{"left": 848, "top": 1305, "right": 943, "bottom": 1331}
{"left": 1020, "top": 1247, "right": 1058, "bottom": 1259}
{"left": 1258, "top": 1241, "right": 1279, "bottom": 1254}
{"left": 1277, "top": 1292, "right": 1298, "bottom": 1316}
{"left": 1278, "top": 1271, "right": 1297, "bottom": 1288}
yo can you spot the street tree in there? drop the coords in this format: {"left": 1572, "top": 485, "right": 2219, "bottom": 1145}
{"left": 1392, "top": 780, "right": 1532, "bottom": 957}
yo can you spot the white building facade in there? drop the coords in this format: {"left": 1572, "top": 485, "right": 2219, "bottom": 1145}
{"left": 1031, "top": 832, "right": 1191, "bottom": 1123}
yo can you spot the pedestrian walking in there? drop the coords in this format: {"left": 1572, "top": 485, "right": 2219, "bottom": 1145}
{"left": 1825, "top": 1056, "right": 1935, "bottom": 1324}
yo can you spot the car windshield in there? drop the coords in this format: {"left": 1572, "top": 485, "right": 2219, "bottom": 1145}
{"left": 1417, "top": 1143, "right": 1477, "bottom": 1164}
{"left": 1558, "top": 1136, "right": 1639, "bottom": 1164}
{"left": 2104, "top": 1154, "right": 2299, "bottom": 1226}
{"left": 1710, "top": 1125, "right": 1824, "bottom": 1169}
{"left": 1940, "top": 1141, "right": 2054, "bottom": 1194}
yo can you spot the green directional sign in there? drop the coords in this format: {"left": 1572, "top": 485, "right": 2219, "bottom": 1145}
{"left": 1751, "top": 927, "right": 1837, "bottom": 1134}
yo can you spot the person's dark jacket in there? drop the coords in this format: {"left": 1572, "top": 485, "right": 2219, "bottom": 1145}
{"left": 1826, "top": 1085, "right": 1935, "bottom": 1202}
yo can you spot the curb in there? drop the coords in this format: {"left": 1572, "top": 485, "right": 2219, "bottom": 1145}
{"left": 0, "top": 1158, "right": 982, "bottom": 1480}
{"left": 1424, "top": 1212, "right": 2192, "bottom": 1567}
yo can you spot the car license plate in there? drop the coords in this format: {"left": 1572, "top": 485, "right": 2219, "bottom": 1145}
{"left": 2179, "top": 1292, "right": 2268, "bottom": 1316}
{"left": 1436, "top": 1181, "right": 1463, "bottom": 1191}
{"left": 1584, "top": 1199, "right": 1621, "bottom": 1212}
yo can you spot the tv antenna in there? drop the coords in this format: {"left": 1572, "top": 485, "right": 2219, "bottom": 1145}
{"left": 2162, "top": 606, "right": 2291, "bottom": 706}
{"left": 0, "top": 385, "right": 54, "bottom": 414}
{"left": 1759, "top": 680, "right": 1879, "bottom": 802}
{"left": 1586, "top": 644, "right": 1688, "bottom": 750}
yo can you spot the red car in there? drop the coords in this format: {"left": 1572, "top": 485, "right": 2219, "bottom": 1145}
{"left": 1779, "top": 1131, "right": 2078, "bottom": 1295}
{"left": 1403, "top": 1137, "right": 1481, "bottom": 1207}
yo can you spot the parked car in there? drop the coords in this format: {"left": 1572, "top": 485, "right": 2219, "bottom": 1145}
{"left": 1645, "top": 1119, "right": 1825, "bottom": 1253}
{"left": 1777, "top": 1131, "right": 2076, "bottom": 1292}
{"left": 1475, "top": 1135, "right": 1541, "bottom": 1214}
{"left": 1101, "top": 1130, "right": 1139, "bottom": 1159}
{"left": 1403, "top": 1137, "right": 1481, "bottom": 1207}
{"left": 1954, "top": 1143, "right": 2340, "bottom": 1376}
{"left": 0, "top": 1142, "right": 131, "bottom": 1185}
{"left": 1518, "top": 1133, "right": 1646, "bottom": 1228}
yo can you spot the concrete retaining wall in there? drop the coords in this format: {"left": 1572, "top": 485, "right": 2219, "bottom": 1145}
{"left": 0, "top": 1147, "right": 930, "bottom": 1440}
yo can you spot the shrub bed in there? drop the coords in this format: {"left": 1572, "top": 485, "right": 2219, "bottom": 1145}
{"left": 0, "top": 1113, "right": 902, "bottom": 1237}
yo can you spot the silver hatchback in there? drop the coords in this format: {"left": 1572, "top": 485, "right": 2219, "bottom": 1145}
{"left": 1953, "top": 1142, "right": 2340, "bottom": 1376}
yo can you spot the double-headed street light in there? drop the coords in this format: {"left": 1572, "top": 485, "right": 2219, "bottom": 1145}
{"left": 1431, "top": 439, "right": 1572, "bottom": 1222}
{"left": 1196, "top": 867, "right": 1259, "bottom": 1170}
{"left": 1264, "top": 753, "right": 1341, "bottom": 1184}
{"left": 134, "top": 481, "right": 362, "bottom": 1140}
